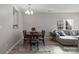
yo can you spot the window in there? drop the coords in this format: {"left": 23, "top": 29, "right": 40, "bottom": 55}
{"left": 57, "top": 19, "right": 73, "bottom": 30}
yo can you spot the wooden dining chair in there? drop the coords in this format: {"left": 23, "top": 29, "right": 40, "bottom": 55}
{"left": 30, "top": 33, "right": 40, "bottom": 50}
{"left": 39, "top": 30, "right": 45, "bottom": 46}
{"left": 23, "top": 30, "right": 29, "bottom": 44}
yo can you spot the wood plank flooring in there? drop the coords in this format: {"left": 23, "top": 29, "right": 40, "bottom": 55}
{"left": 9, "top": 37, "right": 79, "bottom": 54}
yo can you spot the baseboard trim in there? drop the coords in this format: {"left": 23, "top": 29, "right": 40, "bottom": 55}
{"left": 5, "top": 37, "right": 23, "bottom": 54}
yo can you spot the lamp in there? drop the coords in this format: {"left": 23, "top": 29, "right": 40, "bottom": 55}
{"left": 25, "top": 4, "right": 34, "bottom": 15}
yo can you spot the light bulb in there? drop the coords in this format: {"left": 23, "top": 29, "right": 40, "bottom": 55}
{"left": 31, "top": 10, "right": 33, "bottom": 15}
{"left": 25, "top": 10, "right": 30, "bottom": 15}
{"left": 25, "top": 10, "right": 34, "bottom": 15}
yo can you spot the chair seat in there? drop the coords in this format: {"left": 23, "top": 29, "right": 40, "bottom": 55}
{"left": 39, "top": 37, "right": 44, "bottom": 41}
{"left": 31, "top": 39, "right": 39, "bottom": 42}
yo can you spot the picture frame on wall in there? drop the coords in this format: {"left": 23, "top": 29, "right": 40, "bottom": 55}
{"left": 13, "top": 7, "right": 19, "bottom": 29}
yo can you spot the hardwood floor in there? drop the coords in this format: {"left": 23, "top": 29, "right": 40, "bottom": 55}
{"left": 9, "top": 37, "right": 79, "bottom": 54}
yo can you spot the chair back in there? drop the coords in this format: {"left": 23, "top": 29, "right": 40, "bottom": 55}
{"left": 41, "top": 30, "right": 45, "bottom": 38}
{"left": 23, "top": 30, "right": 27, "bottom": 38}
{"left": 30, "top": 32, "right": 39, "bottom": 39}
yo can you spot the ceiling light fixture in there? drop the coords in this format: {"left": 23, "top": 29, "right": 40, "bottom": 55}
{"left": 25, "top": 4, "right": 34, "bottom": 15}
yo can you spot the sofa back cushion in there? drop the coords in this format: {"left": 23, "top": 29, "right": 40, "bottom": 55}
{"left": 63, "top": 30, "right": 79, "bottom": 36}
{"left": 58, "top": 31, "right": 66, "bottom": 36}
{"left": 54, "top": 30, "right": 79, "bottom": 36}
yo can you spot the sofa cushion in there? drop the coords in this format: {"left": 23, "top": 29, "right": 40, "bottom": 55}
{"left": 58, "top": 31, "right": 66, "bottom": 36}
{"left": 63, "top": 30, "right": 76, "bottom": 36}
{"left": 59, "top": 36, "right": 78, "bottom": 46}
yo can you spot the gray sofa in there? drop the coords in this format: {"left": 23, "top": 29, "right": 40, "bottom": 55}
{"left": 50, "top": 30, "right": 79, "bottom": 46}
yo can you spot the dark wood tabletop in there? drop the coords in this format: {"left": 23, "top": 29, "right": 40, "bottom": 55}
{"left": 26, "top": 32, "right": 42, "bottom": 36}
{"left": 25, "top": 32, "right": 42, "bottom": 39}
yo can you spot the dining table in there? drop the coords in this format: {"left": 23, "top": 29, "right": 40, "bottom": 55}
{"left": 26, "top": 32, "right": 42, "bottom": 38}
{"left": 26, "top": 31, "right": 42, "bottom": 50}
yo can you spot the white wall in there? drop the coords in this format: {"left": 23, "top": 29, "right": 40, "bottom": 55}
{"left": 23, "top": 13, "right": 79, "bottom": 36}
{"left": 0, "top": 5, "right": 23, "bottom": 53}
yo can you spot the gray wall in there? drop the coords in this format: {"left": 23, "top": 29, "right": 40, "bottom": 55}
{"left": 0, "top": 5, "right": 23, "bottom": 53}
{"left": 23, "top": 13, "right": 79, "bottom": 36}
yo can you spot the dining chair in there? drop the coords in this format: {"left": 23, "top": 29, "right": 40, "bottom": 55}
{"left": 39, "top": 30, "right": 45, "bottom": 46}
{"left": 23, "top": 30, "right": 29, "bottom": 44}
{"left": 30, "top": 33, "right": 40, "bottom": 50}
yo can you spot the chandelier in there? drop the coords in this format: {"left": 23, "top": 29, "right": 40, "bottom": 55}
{"left": 25, "top": 4, "right": 34, "bottom": 15}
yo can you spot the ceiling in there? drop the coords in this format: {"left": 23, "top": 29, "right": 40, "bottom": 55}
{"left": 14, "top": 4, "right": 79, "bottom": 13}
